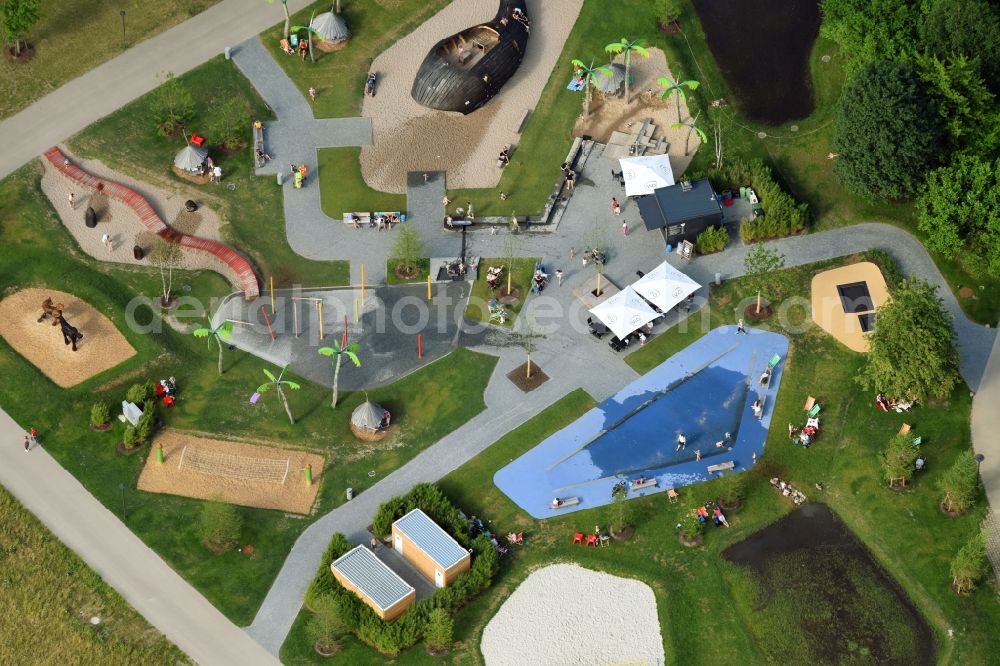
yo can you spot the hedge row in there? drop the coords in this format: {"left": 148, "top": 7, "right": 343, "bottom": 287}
{"left": 304, "top": 484, "right": 500, "bottom": 656}
{"left": 704, "top": 159, "right": 809, "bottom": 242}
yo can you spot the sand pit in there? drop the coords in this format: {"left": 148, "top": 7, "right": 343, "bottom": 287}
{"left": 481, "top": 563, "right": 664, "bottom": 666}
{"left": 574, "top": 47, "right": 700, "bottom": 178}
{"left": 360, "top": 0, "right": 584, "bottom": 192}
{"left": 137, "top": 431, "right": 324, "bottom": 514}
{"left": 0, "top": 288, "right": 136, "bottom": 387}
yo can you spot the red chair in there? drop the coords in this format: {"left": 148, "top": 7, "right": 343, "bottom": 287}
{"left": 515, "top": 531, "right": 523, "bottom": 544}
{"left": 573, "top": 532, "right": 584, "bottom": 545}
{"left": 190, "top": 134, "right": 206, "bottom": 147}
{"left": 155, "top": 383, "right": 166, "bottom": 397}
{"left": 586, "top": 534, "right": 598, "bottom": 547}
{"left": 163, "top": 395, "right": 175, "bottom": 408}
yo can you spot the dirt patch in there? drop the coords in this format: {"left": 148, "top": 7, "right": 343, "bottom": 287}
{"left": 4, "top": 43, "right": 35, "bottom": 63}
{"left": 0, "top": 288, "right": 136, "bottom": 388}
{"left": 722, "top": 503, "right": 934, "bottom": 665}
{"left": 506, "top": 363, "right": 548, "bottom": 392}
{"left": 170, "top": 209, "right": 204, "bottom": 236}
{"left": 744, "top": 303, "right": 773, "bottom": 322}
{"left": 959, "top": 287, "right": 974, "bottom": 299}
{"left": 137, "top": 430, "right": 324, "bottom": 514}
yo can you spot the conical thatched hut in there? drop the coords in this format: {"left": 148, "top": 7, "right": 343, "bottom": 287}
{"left": 351, "top": 400, "right": 389, "bottom": 441}
{"left": 173, "top": 145, "right": 208, "bottom": 173}
{"left": 595, "top": 63, "right": 627, "bottom": 95}
{"left": 310, "top": 12, "right": 350, "bottom": 52}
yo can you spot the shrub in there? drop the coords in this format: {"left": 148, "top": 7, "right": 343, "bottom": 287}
{"left": 950, "top": 532, "right": 989, "bottom": 594}
{"left": 210, "top": 97, "right": 250, "bottom": 151}
{"left": 704, "top": 159, "right": 808, "bottom": 240}
{"left": 715, "top": 472, "right": 747, "bottom": 506}
{"left": 90, "top": 402, "right": 110, "bottom": 428}
{"left": 695, "top": 225, "right": 728, "bottom": 254}
{"left": 678, "top": 509, "right": 705, "bottom": 541}
{"left": 304, "top": 532, "right": 355, "bottom": 609}
{"left": 370, "top": 483, "right": 467, "bottom": 543}
{"left": 134, "top": 407, "right": 156, "bottom": 447}
{"left": 126, "top": 382, "right": 154, "bottom": 406}
{"left": 424, "top": 608, "right": 453, "bottom": 652}
{"left": 881, "top": 435, "right": 919, "bottom": 488}
{"left": 122, "top": 425, "right": 139, "bottom": 449}
{"left": 939, "top": 453, "right": 980, "bottom": 514}
{"left": 199, "top": 496, "right": 242, "bottom": 552}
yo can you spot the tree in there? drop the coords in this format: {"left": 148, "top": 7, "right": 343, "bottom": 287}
{"left": 199, "top": 496, "right": 242, "bottom": 552}
{"left": 672, "top": 111, "right": 707, "bottom": 156}
{"left": 657, "top": 74, "right": 699, "bottom": 123}
{"left": 743, "top": 244, "right": 785, "bottom": 314}
{"left": 881, "top": 435, "right": 919, "bottom": 488}
{"left": 919, "top": 0, "right": 1000, "bottom": 95}
{"left": 318, "top": 341, "right": 360, "bottom": 409}
{"left": 307, "top": 595, "right": 347, "bottom": 656}
{"left": 502, "top": 231, "right": 521, "bottom": 297}
{"left": 518, "top": 316, "right": 543, "bottom": 379}
{"left": 193, "top": 319, "right": 234, "bottom": 376}
{"left": 950, "top": 532, "right": 989, "bottom": 594}
{"left": 857, "top": 277, "right": 960, "bottom": 402}
{"left": 939, "top": 453, "right": 980, "bottom": 514}
{"left": 715, "top": 471, "right": 746, "bottom": 508}
{"left": 134, "top": 406, "right": 156, "bottom": 448}
{"left": 914, "top": 53, "right": 999, "bottom": 155}
{"left": 570, "top": 58, "right": 613, "bottom": 118}
{"left": 819, "top": 0, "right": 920, "bottom": 69}
{"left": 267, "top": 0, "right": 291, "bottom": 39}
{"left": 916, "top": 155, "right": 1000, "bottom": 275}
{"left": 424, "top": 608, "right": 453, "bottom": 653}
{"left": 256, "top": 366, "right": 301, "bottom": 425}
{"left": 389, "top": 225, "right": 425, "bottom": 276}
{"left": 661, "top": 0, "right": 682, "bottom": 24}
{"left": 833, "top": 61, "right": 946, "bottom": 200}
{"left": 0, "top": 0, "right": 40, "bottom": 56}
{"left": 210, "top": 97, "right": 249, "bottom": 151}
{"left": 605, "top": 37, "right": 650, "bottom": 104}
{"left": 148, "top": 239, "right": 182, "bottom": 306}
{"left": 90, "top": 402, "right": 110, "bottom": 428}
{"left": 609, "top": 488, "right": 631, "bottom": 535}
{"left": 149, "top": 71, "right": 195, "bottom": 137}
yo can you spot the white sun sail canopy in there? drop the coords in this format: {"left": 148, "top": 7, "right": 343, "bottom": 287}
{"left": 618, "top": 154, "right": 675, "bottom": 197}
{"left": 589, "top": 286, "right": 660, "bottom": 339}
{"left": 632, "top": 261, "right": 701, "bottom": 312}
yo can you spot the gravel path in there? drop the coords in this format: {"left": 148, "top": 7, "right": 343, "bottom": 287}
{"left": 481, "top": 563, "right": 664, "bottom": 666}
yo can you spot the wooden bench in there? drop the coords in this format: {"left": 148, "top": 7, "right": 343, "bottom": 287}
{"left": 343, "top": 212, "right": 371, "bottom": 225}
{"left": 630, "top": 479, "right": 657, "bottom": 491}
{"left": 551, "top": 497, "right": 580, "bottom": 509}
{"left": 707, "top": 461, "right": 735, "bottom": 474}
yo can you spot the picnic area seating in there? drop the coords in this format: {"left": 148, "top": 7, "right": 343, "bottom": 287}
{"left": 667, "top": 488, "right": 679, "bottom": 503}
{"left": 707, "top": 461, "right": 736, "bottom": 474}
{"left": 586, "top": 534, "right": 598, "bottom": 547}
{"left": 343, "top": 211, "right": 371, "bottom": 226}
{"left": 573, "top": 532, "right": 584, "bottom": 545}
{"left": 630, "top": 478, "right": 657, "bottom": 491}
{"left": 911, "top": 436, "right": 923, "bottom": 447}
{"left": 803, "top": 395, "right": 815, "bottom": 411}
{"left": 807, "top": 402, "right": 821, "bottom": 417}
{"left": 768, "top": 354, "right": 781, "bottom": 369}
{"left": 899, "top": 423, "right": 911, "bottom": 436}
{"left": 552, "top": 496, "right": 580, "bottom": 509}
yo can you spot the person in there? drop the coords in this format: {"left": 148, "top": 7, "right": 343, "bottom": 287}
{"left": 622, "top": 221, "right": 629, "bottom": 236}
{"left": 23, "top": 434, "right": 29, "bottom": 452}
{"left": 752, "top": 398, "right": 763, "bottom": 418}
{"left": 715, "top": 439, "right": 724, "bottom": 449}
{"left": 212, "top": 165, "right": 222, "bottom": 183}
{"left": 370, "top": 537, "right": 378, "bottom": 551}
{"left": 695, "top": 449, "right": 702, "bottom": 461}
{"left": 915, "top": 457, "right": 925, "bottom": 471}
{"left": 565, "top": 169, "right": 576, "bottom": 190}
{"left": 498, "top": 145, "right": 511, "bottom": 167}
{"left": 280, "top": 38, "right": 294, "bottom": 55}
{"left": 676, "top": 432, "right": 686, "bottom": 450}
{"left": 737, "top": 318, "right": 747, "bottom": 334}
{"left": 381, "top": 409, "right": 391, "bottom": 428}
{"left": 713, "top": 507, "right": 730, "bottom": 527}
{"left": 611, "top": 197, "right": 621, "bottom": 215}
{"left": 68, "top": 192, "right": 75, "bottom": 209}
{"left": 551, "top": 497, "right": 562, "bottom": 508}
{"left": 637, "top": 474, "right": 645, "bottom": 485}
{"left": 29, "top": 427, "right": 37, "bottom": 446}
{"left": 298, "top": 39, "right": 308, "bottom": 59}
{"left": 351, "top": 214, "right": 360, "bottom": 229}
{"left": 366, "top": 72, "right": 376, "bottom": 96}
{"left": 294, "top": 171, "right": 303, "bottom": 189}
{"left": 759, "top": 367, "right": 771, "bottom": 386}
{"left": 308, "top": 86, "right": 316, "bottom": 101}
{"left": 555, "top": 269, "right": 564, "bottom": 286}
{"left": 376, "top": 214, "right": 387, "bottom": 231}
{"left": 101, "top": 233, "right": 113, "bottom": 252}
{"left": 725, "top": 432, "right": 733, "bottom": 442}
{"left": 166, "top": 377, "right": 177, "bottom": 395}
{"left": 299, "top": 164, "right": 307, "bottom": 182}
{"left": 255, "top": 147, "right": 272, "bottom": 163}
{"left": 788, "top": 423, "right": 795, "bottom": 439}
{"left": 638, "top": 332, "right": 647, "bottom": 345}
{"left": 875, "top": 393, "right": 889, "bottom": 411}
{"left": 752, "top": 451, "right": 757, "bottom": 464}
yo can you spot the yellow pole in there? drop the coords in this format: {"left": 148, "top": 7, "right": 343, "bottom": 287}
{"left": 317, "top": 301, "right": 324, "bottom": 339}
{"left": 354, "top": 298, "right": 359, "bottom": 322}
{"left": 526, "top": 355, "right": 531, "bottom": 379}
{"left": 427, "top": 274, "right": 432, "bottom": 300}
{"left": 360, "top": 264, "right": 366, "bottom": 304}
{"left": 269, "top": 276, "right": 275, "bottom": 315}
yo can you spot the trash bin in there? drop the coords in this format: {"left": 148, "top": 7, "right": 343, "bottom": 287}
{"left": 184, "top": 200, "right": 198, "bottom": 212}
{"left": 133, "top": 245, "right": 144, "bottom": 261}
{"left": 346, "top": 487, "right": 353, "bottom": 501}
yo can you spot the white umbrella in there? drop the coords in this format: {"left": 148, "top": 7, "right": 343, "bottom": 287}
{"left": 589, "top": 286, "right": 660, "bottom": 339}
{"left": 311, "top": 12, "right": 350, "bottom": 42}
{"left": 174, "top": 145, "right": 208, "bottom": 172}
{"left": 619, "top": 154, "right": 675, "bottom": 197}
{"left": 351, "top": 401, "right": 384, "bottom": 431}
{"left": 632, "top": 261, "right": 701, "bottom": 312}
{"left": 595, "top": 63, "right": 626, "bottom": 94}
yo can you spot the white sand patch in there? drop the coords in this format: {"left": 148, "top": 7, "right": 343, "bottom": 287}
{"left": 481, "top": 563, "right": 664, "bottom": 666}
{"left": 360, "top": 0, "right": 584, "bottom": 192}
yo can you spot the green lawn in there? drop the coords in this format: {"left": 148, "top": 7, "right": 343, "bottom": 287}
{"left": 0, "top": 0, "right": 220, "bottom": 120}
{"left": 0, "top": 159, "right": 497, "bottom": 624}
{"left": 285, "top": 252, "right": 998, "bottom": 664}
{"left": 464, "top": 257, "right": 540, "bottom": 328}
{"left": 0, "top": 487, "right": 189, "bottom": 665}
{"left": 317, "top": 147, "right": 407, "bottom": 220}
{"left": 69, "top": 56, "right": 349, "bottom": 288}
{"left": 261, "top": 0, "right": 450, "bottom": 119}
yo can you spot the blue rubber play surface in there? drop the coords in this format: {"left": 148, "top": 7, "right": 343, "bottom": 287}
{"left": 495, "top": 327, "right": 789, "bottom": 518}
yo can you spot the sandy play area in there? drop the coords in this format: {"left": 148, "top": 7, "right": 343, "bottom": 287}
{"left": 574, "top": 47, "right": 700, "bottom": 177}
{"left": 480, "top": 563, "right": 664, "bottom": 665}
{"left": 0, "top": 288, "right": 136, "bottom": 387}
{"left": 360, "top": 0, "right": 584, "bottom": 192}
{"left": 137, "top": 430, "right": 324, "bottom": 514}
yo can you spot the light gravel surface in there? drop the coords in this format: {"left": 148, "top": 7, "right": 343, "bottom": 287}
{"left": 481, "top": 563, "right": 665, "bottom": 666}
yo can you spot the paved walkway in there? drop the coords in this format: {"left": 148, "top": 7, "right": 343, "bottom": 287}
{"left": 971, "top": 330, "right": 1000, "bottom": 584}
{"left": 0, "top": 407, "right": 280, "bottom": 666}
{"left": 0, "top": 0, "right": 314, "bottom": 181}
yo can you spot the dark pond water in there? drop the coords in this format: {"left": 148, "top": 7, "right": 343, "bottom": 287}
{"left": 692, "top": 0, "right": 821, "bottom": 125}
{"left": 723, "top": 503, "right": 935, "bottom": 665}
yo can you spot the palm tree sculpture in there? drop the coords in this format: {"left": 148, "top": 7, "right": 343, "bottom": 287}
{"left": 255, "top": 366, "right": 301, "bottom": 425}
{"left": 604, "top": 37, "right": 650, "bottom": 104}
{"left": 193, "top": 320, "right": 233, "bottom": 376}
{"left": 571, "top": 58, "right": 614, "bottom": 118}
{"left": 318, "top": 341, "right": 361, "bottom": 409}
{"left": 267, "top": 0, "right": 291, "bottom": 39}
{"left": 672, "top": 111, "right": 708, "bottom": 156}
{"left": 658, "top": 74, "right": 700, "bottom": 123}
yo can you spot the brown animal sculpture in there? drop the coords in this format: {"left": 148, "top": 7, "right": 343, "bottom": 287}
{"left": 38, "top": 297, "right": 64, "bottom": 325}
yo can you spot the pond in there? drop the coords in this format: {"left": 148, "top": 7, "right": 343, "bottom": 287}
{"left": 723, "top": 503, "right": 935, "bottom": 665}
{"left": 692, "top": 0, "right": 821, "bottom": 125}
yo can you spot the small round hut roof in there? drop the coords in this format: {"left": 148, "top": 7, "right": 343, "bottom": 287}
{"left": 596, "top": 63, "right": 627, "bottom": 94}
{"left": 351, "top": 400, "right": 384, "bottom": 431}
{"left": 311, "top": 12, "right": 350, "bottom": 42}
{"left": 174, "top": 145, "right": 208, "bottom": 171}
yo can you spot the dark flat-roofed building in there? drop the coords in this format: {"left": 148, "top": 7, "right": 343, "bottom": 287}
{"left": 636, "top": 178, "right": 724, "bottom": 245}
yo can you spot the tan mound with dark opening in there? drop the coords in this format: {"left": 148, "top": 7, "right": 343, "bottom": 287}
{"left": 137, "top": 430, "right": 324, "bottom": 514}
{"left": 0, "top": 288, "right": 136, "bottom": 387}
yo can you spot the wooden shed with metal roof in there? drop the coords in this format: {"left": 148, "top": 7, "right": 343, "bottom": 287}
{"left": 391, "top": 509, "right": 471, "bottom": 588}
{"left": 330, "top": 545, "right": 416, "bottom": 621}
